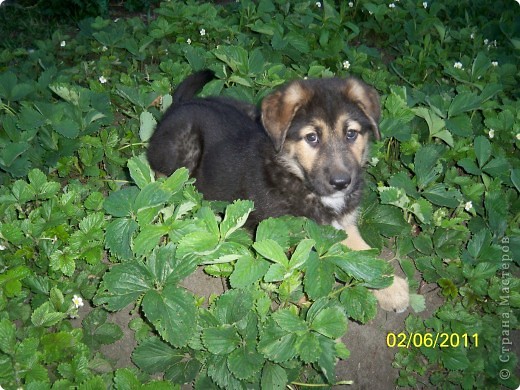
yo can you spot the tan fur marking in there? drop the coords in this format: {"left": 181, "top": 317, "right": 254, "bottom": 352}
{"left": 343, "top": 79, "right": 381, "bottom": 140}
{"left": 350, "top": 132, "right": 368, "bottom": 165}
{"left": 261, "top": 82, "right": 311, "bottom": 151}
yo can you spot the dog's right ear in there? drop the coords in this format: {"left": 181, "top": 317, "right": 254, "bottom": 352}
{"left": 261, "top": 82, "right": 311, "bottom": 152}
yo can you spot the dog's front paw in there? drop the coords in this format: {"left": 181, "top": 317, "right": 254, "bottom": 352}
{"left": 372, "top": 276, "right": 409, "bottom": 313}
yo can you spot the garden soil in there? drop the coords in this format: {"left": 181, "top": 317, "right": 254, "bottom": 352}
{"left": 86, "top": 248, "right": 446, "bottom": 389}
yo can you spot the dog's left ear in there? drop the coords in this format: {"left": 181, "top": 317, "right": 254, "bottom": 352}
{"left": 344, "top": 78, "right": 381, "bottom": 140}
{"left": 261, "top": 81, "right": 311, "bottom": 151}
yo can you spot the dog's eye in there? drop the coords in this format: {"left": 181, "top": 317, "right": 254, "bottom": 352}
{"left": 346, "top": 129, "right": 358, "bottom": 141}
{"left": 305, "top": 132, "right": 319, "bottom": 145}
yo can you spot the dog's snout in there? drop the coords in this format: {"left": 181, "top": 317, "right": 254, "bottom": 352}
{"left": 329, "top": 174, "right": 351, "bottom": 190}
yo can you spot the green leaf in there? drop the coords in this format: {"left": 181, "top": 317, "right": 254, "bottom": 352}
{"left": 296, "top": 332, "right": 321, "bottom": 363}
{"left": 448, "top": 92, "right": 482, "bottom": 117}
{"left": 340, "top": 286, "right": 377, "bottom": 323}
{"left": 213, "top": 288, "right": 254, "bottom": 325}
{"left": 161, "top": 167, "right": 190, "bottom": 193}
{"left": 127, "top": 155, "right": 154, "bottom": 189}
{"left": 422, "top": 184, "right": 461, "bottom": 208}
{"left": 329, "top": 251, "right": 393, "bottom": 288}
{"left": 0, "top": 319, "right": 16, "bottom": 354}
{"left": 139, "top": 111, "right": 157, "bottom": 142}
{"left": 261, "top": 362, "right": 287, "bottom": 390}
{"left": 288, "top": 239, "right": 315, "bottom": 270}
{"left": 474, "top": 135, "right": 491, "bottom": 167}
{"left": 176, "top": 231, "right": 219, "bottom": 258}
{"left": 258, "top": 319, "right": 298, "bottom": 363}
{"left": 142, "top": 285, "right": 197, "bottom": 347}
{"left": 263, "top": 263, "right": 288, "bottom": 282}
{"left": 219, "top": 200, "right": 254, "bottom": 239}
{"left": 104, "top": 187, "right": 139, "bottom": 217}
{"left": 202, "top": 325, "right": 241, "bottom": 354}
{"left": 229, "top": 255, "right": 269, "bottom": 288}
{"left": 12, "top": 179, "right": 36, "bottom": 203}
{"left": 309, "top": 307, "right": 347, "bottom": 339}
{"left": 304, "top": 251, "right": 335, "bottom": 300}
{"left": 410, "top": 198, "right": 433, "bottom": 224}
{"left": 511, "top": 169, "right": 520, "bottom": 192}
{"left": 133, "top": 224, "right": 171, "bottom": 257}
{"left": 253, "top": 239, "right": 288, "bottom": 267}
{"left": 105, "top": 218, "right": 138, "bottom": 260}
{"left": 409, "top": 293, "right": 426, "bottom": 313}
{"left": 94, "top": 260, "right": 155, "bottom": 310}
{"left": 31, "top": 302, "right": 66, "bottom": 327}
{"left": 132, "top": 337, "right": 183, "bottom": 374}
{"left": 272, "top": 309, "right": 307, "bottom": 333}
{"left": 414, "top": 146, "right": 443, "bottom": 189}
{"left": 82, "top": 308, "right": 123, "bottom": 349}
{"left": 441, "top": 347, "right": 470, "bottom": 370}
{"left": 228, "top": 343, "right": 264, "bottom": 380}
{"left": 53, "top": 118, "right": 80, "bottom": 139}
{"left": 49, "top": 250, "right": 76, "bottom": 276}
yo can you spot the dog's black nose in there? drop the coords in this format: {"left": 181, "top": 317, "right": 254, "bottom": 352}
{"left": 330, "top": 175, "right": 351, "bottom": 190}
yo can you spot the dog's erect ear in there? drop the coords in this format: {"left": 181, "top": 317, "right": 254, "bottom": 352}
{"left": 344, "top": 78, "right": 381, "bottom": 140}
{"left": 261, "top": 81, "right": 311, "bottom": 151}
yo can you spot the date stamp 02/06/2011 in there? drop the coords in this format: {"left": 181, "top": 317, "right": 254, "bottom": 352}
{"left": 386, "top": 332, "right": 479, "bottom": 349}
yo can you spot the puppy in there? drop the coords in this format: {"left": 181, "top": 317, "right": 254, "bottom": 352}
{"left": 147, "top": 70, "right": 409, "bottom": 312}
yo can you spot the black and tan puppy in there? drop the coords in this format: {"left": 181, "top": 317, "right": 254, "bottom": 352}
{"left": 147, "top": 70, "right": 409, "bottom": 312}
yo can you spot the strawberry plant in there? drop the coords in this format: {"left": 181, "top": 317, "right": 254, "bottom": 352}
{"left": 0, "top": 0, "right": 518, "bottom": 388}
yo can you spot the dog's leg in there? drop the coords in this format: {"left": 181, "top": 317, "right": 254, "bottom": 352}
{"left": 338, "top": 216, "right": 410, "bottom": 313}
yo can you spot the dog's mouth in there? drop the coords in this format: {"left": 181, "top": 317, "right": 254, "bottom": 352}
{"left": 320, "top": 191, "right": 346, "bottom": 212}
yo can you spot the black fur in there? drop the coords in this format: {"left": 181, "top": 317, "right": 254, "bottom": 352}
{"left": 147, "top": 71, "right": 366, "bottom": 227}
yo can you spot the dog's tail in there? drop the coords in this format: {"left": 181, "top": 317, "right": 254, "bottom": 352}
{"left": 172, "top": 69, "right": 215, "bottom": 104}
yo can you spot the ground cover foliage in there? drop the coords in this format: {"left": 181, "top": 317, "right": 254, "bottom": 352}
{"left": 0, "top": 0, "right": 519, "bottom": 388}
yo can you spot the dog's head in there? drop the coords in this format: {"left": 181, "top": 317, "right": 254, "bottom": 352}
{"left": 261, "top": 77, "right": 380, "bottom": 211}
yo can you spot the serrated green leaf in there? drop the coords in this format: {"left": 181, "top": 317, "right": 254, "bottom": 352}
{"left": 304, "top": 251, "right": 335, "bottom": 300}
{"left": 220, "top": 200, "right": 254, "bottom": 239}
{"left": 104, "top": 187, "right": 139, "bottom": 217}
{"left": 175, "top": 231, "right": 219, "bottom": 258}
{"left": 263, "top": 263, "right": 288, "bottom": 282}
{"left": 422, "top": 184, "right": 461, "bottom": 208}
{"left": 253, "top": 239, "right": 288, "bottom": 267}
{"left": 127, "top": 155, "right": 154, "bottom": 189}
{"left": 272, "top": 309, "right": 307, "bottom": 333}
{"left": 161, "top": 167, "right": 190, "bottom": 194}
{"left": 0, "top": 318, "right": 16, "bottom": 354}
{"left": 309, "top": 307, "right": 347, "bottom": 339}
{"left": 340, "top": 286, "right": 377, "bottom": 323}
{"left": 31, "top": 302, "right": 66, "bottom": 327}
{"left": 448, "top": 92, "right": 482, "bottom": 117}
{"left": 474, "top": 135, "right": 491, "bottom": 167}
{"left": 228, "top": 343, "right": 264, "bottom": 380}
{"left": 94, "top": 260, "right": 155, "bottom": 310}
{"left": 132, "top": 337, "right": 184, "bottom": 374}
{"left": 202, "top": 325, "right": 241, "bottom": 354}
{"left": 12, "top": 179, "right": 36, "bottom": 203}
{"left": 410, "top": 198, "right": 433, "bottom": 224}
{"left": 328, "top": 251, "right": 393, "bottom": 288}
{"left": 258, "top": 318, "right": 298, "bottom": 363}
{"left": 139, "top": 111, "right": 157, "bottom": 142}
{"left": 409, "top": 293, "right": 426, "bottom": 313}
{"left": 49, "top": 250, "right": 76, "bottom": 276}
{"left": 261, "top": 362, "right": 287, "bottom": 390}
{"left": 229, "top": 255, "right": 269, "bottom": 288}
{"left": 414, "top": 146, "right": 443, "bottom": 189}
{"left": 296, "top": 332, "right": 321, "bottom": 363}
{"left": 54, "top": 118, "right": 80, "bottom": 139}
{"left": 82, "top": 308, "right": 123, "bottom": 349}
{"left": 133, "top": 224, "right": 170, "bottom": 256}
{"left": 142, "top": 285, "right": 197, "bottom": 347}
{"left": 105, "top": 218, "right": 138, "bottom": 260}
{"left": 288, "top": 238, "right": 315, "bottom": 270}
{"left": 441, "top": 346, "right": 470, "bottom": 370}
{"left": 213, "top": 288, "right": 254, "bottom": 325}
